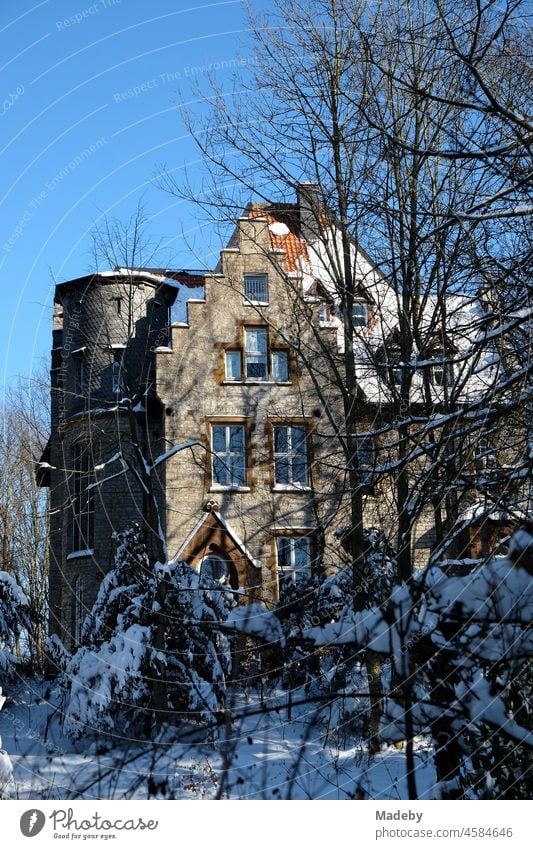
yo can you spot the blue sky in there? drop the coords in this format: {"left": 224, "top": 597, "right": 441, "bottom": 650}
{"left": 0, "top": 0, "right": 256, "bottom": 387}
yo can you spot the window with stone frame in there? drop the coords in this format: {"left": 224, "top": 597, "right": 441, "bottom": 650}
{"left": 276, "top": 536, "right": 312, "bottom": 585}
{"left": 273, "top": 425, "right": 309, "bottom": 486}
{"left": 242, "top": 327, "right": 290, "bottom": 383}
{"left": 243, "top": 273, "right": 269, "bottom": 305}
{"left": 211, "top": 424, "right": 247, "bottom": 487}
{"left": 474, "top": 436, "right": 498, "bottom": 475}
{"left": 224, "top": 350, "right": 242, "bottom": 381}
{"left": 245, "top": 327, "right": 268, "bottom": 380}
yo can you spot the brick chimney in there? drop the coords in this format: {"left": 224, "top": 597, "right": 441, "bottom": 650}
{"left": 297, "top": 183, "right": 321, "bottom": 243}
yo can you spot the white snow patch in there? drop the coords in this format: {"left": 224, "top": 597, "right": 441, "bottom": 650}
{"left": 268, "top": 221, "right": 290, "bottom": 237}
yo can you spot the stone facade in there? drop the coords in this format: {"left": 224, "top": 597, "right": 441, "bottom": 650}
{"left": 42, "top": 198, "right": 469, "bottom": 649}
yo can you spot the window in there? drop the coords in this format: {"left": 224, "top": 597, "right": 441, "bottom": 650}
{"left": 244, "top": 273, "right": 269, "bottom": 304}
{"left": 474, "top": 437, "right": 497, "bottom": 474}
{"left": 319, "top": 303, "right": 330, "bottom": 322}
{"left": 431, "top": 364, "right": 445, "bottom": 386}
{"left": 212, "top": 424, "right": 246, "bottom": 487}
{"left": 352, "top": 302, "right": 368, "bottom": 327}
{"left": 241, "top": 327, "right": 290, "bottom": 382}
{"left": 72, "top": 350, "right": 85, "bottom": 396}
{"left": 356, "top": 435, "right": 375, "bottom": 491}
{"left": 200, "top": 555, "right": 229, "bottom": 584}
{"left": 245, "top": 328, "right": 268, "bottom": 380}
{"left": 380, "top": 351, "right": 403, "bottom": 386}
{"left": 73, "top": 576, "right": 85, "bottom": 644}
{"left": 276, "top": 536, "right": 311, "bottom": 584}
{"left": 111, "top": 349, "right": 126, "bottom": 394}
{"left": 430, "top": 361, "right": 452, "bottom": 387}
{"left": 274, "top": 425, "right": 308, "bottom": 486}
{"left": 391, "top": 367, "right": 403, "bottom": 385}
{"left": 225, "top": 350, "right": 242, "bottom": 381}
{"left": 272, "top": 350, "right": 289, "bottom": 382}
{"left": 70, "top": 444, "right": 94, "bottom": 553}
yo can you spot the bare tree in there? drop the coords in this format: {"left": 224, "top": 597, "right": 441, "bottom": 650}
{"left": 0, "top": 364, "right": 49, "bottom": 670}
{"left": 158, "top": 0, "right": 532, "bottom": 777}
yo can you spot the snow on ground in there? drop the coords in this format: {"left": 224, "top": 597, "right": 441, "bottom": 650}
{"left": 0, "top": 678, "right": 435, "bottom": 800}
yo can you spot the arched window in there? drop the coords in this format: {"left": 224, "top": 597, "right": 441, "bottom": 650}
{"left": 200, "top": 555, "right": 229, "bottom": 584}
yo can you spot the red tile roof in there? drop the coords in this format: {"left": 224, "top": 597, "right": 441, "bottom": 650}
{"left": 246, "top": 207, "right": 308, "bottom": 272}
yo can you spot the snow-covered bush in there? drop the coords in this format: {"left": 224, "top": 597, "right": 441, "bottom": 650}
{"left": 307, "top": 526, "right": 533, "bottom": 798}
{"left": 270, "top": 529, "right": 396, "bottom": 692}
{"left": 0, "top": 570, "right": 29, "bottom": 684}
{"left": 226, "top": 525, "right": 532, "bottom": 797}
{"left": 161, "top": 560, "right": 235, "bottom": 718}
{"left": 62, "top": 525, "right": 235, "bottom": 740}
{"left": 0, "top": 687, "right": 13, "bottom": 797}
{"left": 0, "top": 738, "right": 13, "bottom": 799}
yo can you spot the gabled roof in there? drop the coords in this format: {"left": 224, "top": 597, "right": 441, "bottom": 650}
{"left": 172, "top": 510, "right": 262, "bottom": 569}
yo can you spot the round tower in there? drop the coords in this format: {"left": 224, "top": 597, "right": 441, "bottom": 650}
{"left": 45, "top": 269, "right": 175, "bottom": 648}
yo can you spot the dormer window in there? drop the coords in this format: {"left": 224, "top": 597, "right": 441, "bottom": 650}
{"left": 431, "top": 363, "right": 445, "bottom": 386}
{"left": 379, "top": 349, "right": 403, "bottom": 387}
{"left": 352, "top": 302, "right": 368, "bottom": 327}
{"left": 319, "top": 303, "right": 330, "bottom": 322}
{"left": 391, "top": 366, "right": 403, "bottom": 385}
{"left": 430, "top": 360, "right": 453, "bottom": 387}
{"left": 244, "top": 274, "right": 269, "bottom": 305}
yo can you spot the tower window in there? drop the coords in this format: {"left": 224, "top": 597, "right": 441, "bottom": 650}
{"left": 111, "top": 349, "right": 126, "bottom": 394}
{"left": 72, "top": 350, "right": 85, "bottom": 396}
{"left": 73, "top": 576, "right": 85, "bottom": 644}
{"left": 70, "top": 444, "right": 94, "bottom": 553}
